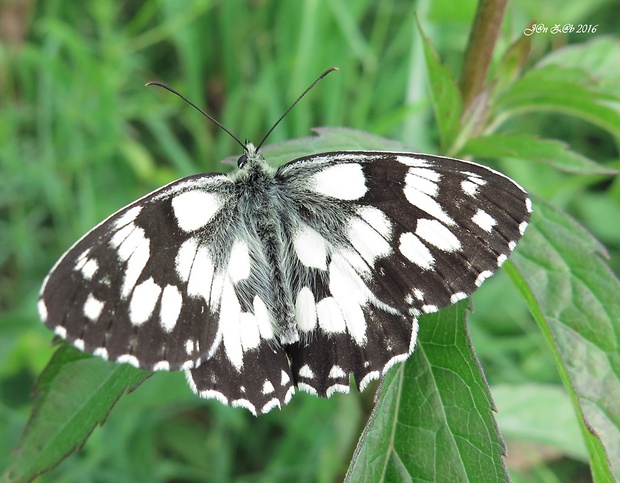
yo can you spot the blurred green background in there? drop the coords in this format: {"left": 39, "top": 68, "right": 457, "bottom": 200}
{"left": 2, "top": 0, "right": 619, "bottom": 481}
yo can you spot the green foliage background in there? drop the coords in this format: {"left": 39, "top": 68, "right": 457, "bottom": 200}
{"left": 1, "top": 0, "right": 619, "bottom": 481}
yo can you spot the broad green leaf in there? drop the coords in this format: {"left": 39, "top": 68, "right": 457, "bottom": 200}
{"left": 6, "top": 345, "right": 148, "bottom": 482}
{"left": 346, "top": 302, "right": 508, "bottom": 482}
{"left": 539, "top": 37, "right": 620, "bottom": 97}
{"left": 417, "top": 21, "right": 463, "bottom": 153}
{"left": 509, "top": 199, "right": 620, "bottom": 482}
{"left": 462, "top": 134, "right": 616, "bottom": 175}
{"left": 494, "top": 65, "right": 620, "bottom": 139}
{"left": 253, "top": 126, "right": 416, "bottom": 167}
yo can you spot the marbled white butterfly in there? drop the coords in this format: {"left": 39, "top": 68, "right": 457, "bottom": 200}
{"left": 38, "top": 69, "right": 531, "bottom": 415}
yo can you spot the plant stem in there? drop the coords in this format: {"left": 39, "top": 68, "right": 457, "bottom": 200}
{"left": 459, "top": 0, "right": 507, "bottom": 110}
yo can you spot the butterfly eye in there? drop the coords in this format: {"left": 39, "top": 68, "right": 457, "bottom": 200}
{"left": 238, "top": 154, "right": 248, "bottom": 168}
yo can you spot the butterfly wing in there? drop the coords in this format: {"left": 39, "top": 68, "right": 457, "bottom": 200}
{"left": 40, "top": 149, "right": 530, "bottom": 415}
{"left": 40, "top": 173, "right": 253, "bottom": 370}
{"left": 272, "top": 151, "right": 531, "bottom": 397}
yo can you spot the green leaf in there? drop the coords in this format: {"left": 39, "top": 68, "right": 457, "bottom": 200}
{"left": 347, "top": 301, "right": 508, "bottom": 482}
{"left": 462, "top": 134, "right": 616, "bottom": 175}
{"left": 417, "top": 20, "right": 463, "bottom": 153}
{"left": 6, "top": 345, "right": 147, "bottom": 482}
{"left": 494, "top": 65, "right": 620, "bottom": 139}
{"left": 253, "top": 126, "right": 416, "bottom": 167}
{"left": 509, "top": 199, "right": 620, "bottom": 482}
{"left": 538, "top": 37, "right": 620, "bottom": 97}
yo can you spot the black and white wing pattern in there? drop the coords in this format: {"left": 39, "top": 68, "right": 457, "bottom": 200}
{"left": 39, "top": 143, "right": 531, "bottom": 415}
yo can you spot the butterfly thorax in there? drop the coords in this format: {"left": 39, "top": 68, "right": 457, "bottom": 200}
{"left": 226, "top": 145, "right": 299, "bottom": 344}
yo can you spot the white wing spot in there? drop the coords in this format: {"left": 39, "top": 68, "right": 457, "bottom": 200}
{"left": 129, "top": 277, "right": 162, "bottom": 326}
{"left": 310, "top": 163, "right": 367, "bottom": 200}
{"left": 117, "top": 354, "right": 140, "bottom": 368}
{"left": 93, "top": 347, "right": 109, "bottom": 360}
{"left": 219, "top": 281, "right": 243, "bottom": 370}
{"left": 38, "top": 299, "right": 48, "bottom": 322}
{"left": 413, "top": 289, "right": 424, "bottom": 300}
{"left": 519, "top": 221, "right": 528, "bottom": 235}
{"left": 466, "top": 173, "right": 487, "bottom": 185}
{"left": 83, "top": 293, "right": 105, "bottom": 322}
{"left": 461, "top": 180, "right": 479, "bottom": 196}
{"left": 298, "top": 383, "right": 318, "bottom": 395}
{"left": 281, "top": 370, "right": 290, "bottom": 386}
{"left": 328, "top": 257, "right": 369, "bottom": 345}
{"left": 399, "top": 232, "right": 435, "bottom": 269}
{"left": 113, "top": 206, "right": 142, "bottom": 229}
{"left": 296, "top": 287, "right": 317, "bottom": 332}
{"left": 329, "top": 365, "right": 346, "bottom": 379}
{"left": 160, "top": 285, "right": 183, "bottom": 332}
{"left": 326, "top": 384, "right": 350, "bottom": 397}
{"left": 153, "top": 361, "right": 170, "bottom": 371}
{"left": 422, "top": 304, "right": 438, "bottom": 313}
{"left": 262, "top": 380, "right": 275, "bottom": 395}
{"left": 508, "top": 241, "right": 517, "bottom": 251}
{"left": 293, "top": 224, "right": 328, "bottom": 270}
{"left": 450, "top": 292, "right": 467, "bottom": 303}
{"left": 284, "top": 386, "right": 295, "bottom": 403}
{"left": 185, "top": 339, "right": 195, "bottom": 355}
{"left": 253, "top": 296, "right": 274, "bottom": 340}
{"left": 348, "top": 217, "right": 392, "bottom": 266}
{"left": 405, "top": 168, "right": 440, "bottom": 197}
{"left": 526, "top": 197, "right": 533, "bottom": 213}
{"left": 261, "top": 399, "right": 281, "bottom": 414}
{"left": 79, "top": 259, "right": 98, "bottom": 280}
{"left": 316, "top": 297, "right": 346, "bottom": 334}
{"left": 299, "top": 365, "right": 314, "bottom": 378}
{"left": 112, "top": 226, "right": 150, "bottom": 299}
{"left": 396, "top": 155, "right": 430, "bottom": 167}
{"left": 171, "top": 190, "right": 221, "bottom": 232}
{"left": 187, "top": 245, "right": 215, "bottom": 303}
{"left": 475, "top": 270, "right": 494, "bottom": 287}
{"left": 54, "top": 326, "right": 67, "bottom": 338}
{"left": 239, "top": 312, "right": 261, "bottom": 350}
{"left": 356, "top": 206, "right": 392, "bottom": 238}
{"left": 228, "top": 239, "right": 251, "bottom": 283}
{"left": 73, "top": 338, "right": 85, "bottom": 351}
{"left": 359, "top": 370, "right": 380, "bottom": 391}
{"left": 472, "top": 209, "right": 497, "bottom": 232}
{"left": 497, "top": 254, "right": 507, "bottom": 266}
{"left": 198, "top": 389, "right": 228, "bottom": 406}
{"left": 404, "top": 181, "right": 455, "bottom": 226}
{"left": 175, "top": 238, "right": 198, "bottom": 283}
{"left": 416, "top": 219, "right": 461, "bottom": 252}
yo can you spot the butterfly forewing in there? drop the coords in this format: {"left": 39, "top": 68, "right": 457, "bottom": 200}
{"left": 39, "top": 146, "right": 531, "bottom": 415}
{"left": 39, "top": 173, "right": 245, "bottom": 370}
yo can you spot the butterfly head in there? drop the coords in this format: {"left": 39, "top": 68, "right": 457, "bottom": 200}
{"left": 237, "top": 142, "right": 261, "bottom": 169}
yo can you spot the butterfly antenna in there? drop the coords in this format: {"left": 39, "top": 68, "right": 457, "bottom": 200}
{"left": 256, "top": 67, "right": 339, "bottom": 151}
{"left": 145, "top": 81, "right": 246, "bottom": 151}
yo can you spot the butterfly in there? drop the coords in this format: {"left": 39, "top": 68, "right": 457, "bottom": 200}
{"left": 38, "top": 69, "right": 531, "bottom": 415}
